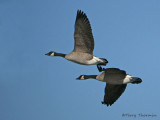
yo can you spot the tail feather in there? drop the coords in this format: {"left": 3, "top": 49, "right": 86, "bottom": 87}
{"left": 100, "top": 58, "right": 108, "bottom": 65}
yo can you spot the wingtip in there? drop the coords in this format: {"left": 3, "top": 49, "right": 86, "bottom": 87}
{"left": 77, "top": 9, "right": 83, "bottom": 14}
{"left": 77, "top": 9, "right": 81, "bottom": 12}
{"left": 76, "top": 9, "right": 87, "bottom": 18}
{"left": 101, "top": 101, "right": 113, "bottom": 107}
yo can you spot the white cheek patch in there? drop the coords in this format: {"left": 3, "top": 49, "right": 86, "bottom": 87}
{"left": 81, "top": 75, "right": 85, "bottom": 80}
{"left": 123, "top": 75, "right": 132, "bottom": 84}
{"left": 50, "top": 52, "right": 55, "bottom": 56}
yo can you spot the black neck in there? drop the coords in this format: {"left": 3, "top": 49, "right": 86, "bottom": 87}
{"left": 85, "top": 75, "right": 97, "bottom": 79}
{"left": 54, "top": 52, "right": 66, "bottom": 58}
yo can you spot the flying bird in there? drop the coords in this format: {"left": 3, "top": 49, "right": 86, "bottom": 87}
{"left": 45, "top": 10, "right": 108, "bottom": 72}
{"left": 77, "top": 67, "right": 142, "bottom": 106}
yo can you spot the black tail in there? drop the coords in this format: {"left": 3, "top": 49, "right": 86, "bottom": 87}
{"left": 131, "top": 77, "right": 142, "bottom": 84}
{"left": 101, "top": 58, "right": 108, "bottom": 64}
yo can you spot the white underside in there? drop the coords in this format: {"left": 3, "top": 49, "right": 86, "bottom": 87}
{"left": 123, "top": 75, "right": 132, "bottom": 84}
{"left": 86, "top": 56, "right": 104, "bottom": 65}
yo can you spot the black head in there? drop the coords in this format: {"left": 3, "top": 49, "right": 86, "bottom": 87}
{"left": 45, "top": 51, "right": 55, "bottom": 56}
{"left": 76, "top": 75, "right": 87, "bottom": 80}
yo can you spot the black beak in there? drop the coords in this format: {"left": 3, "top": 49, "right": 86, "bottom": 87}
{"left": 76, "top": 76, "right": 81, "bottom": 80}
{"left": 45, "top": 53, "right": 49, "bottom": 56}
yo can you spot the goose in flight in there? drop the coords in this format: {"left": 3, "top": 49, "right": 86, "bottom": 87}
{"left": 77, "top": 67, "right": 142, "bottom": 106}
{"left": 45, "top": 10, "right": 108, "bottom": 72}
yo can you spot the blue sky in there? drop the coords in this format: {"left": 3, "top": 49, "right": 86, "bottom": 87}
{"left": 0, "top": 0, "right": 160, "bottom": 120}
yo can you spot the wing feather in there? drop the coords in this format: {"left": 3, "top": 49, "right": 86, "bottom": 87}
{"left": 102, "top": 84, "right": 127, "bottom": 106}
{"left": 73, "top": 10, "right": 94, "bottom": 54}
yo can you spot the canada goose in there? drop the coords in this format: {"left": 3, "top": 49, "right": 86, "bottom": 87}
{"left": 77, "top": 67, "right": 142, "bottom": 106}
{"left": 45, "top": 10, "right": 108, "bottom": 72}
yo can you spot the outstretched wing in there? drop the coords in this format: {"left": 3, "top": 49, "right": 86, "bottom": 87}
{"left": 73, "top": 10, "right": 94, "bottom": 54}
{"left": 102, "top": 84, "right": 127, "bottom": 106}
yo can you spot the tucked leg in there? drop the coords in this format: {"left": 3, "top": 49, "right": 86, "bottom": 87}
{"left": 97, "top": 65, "right": 105, "bottom": 72}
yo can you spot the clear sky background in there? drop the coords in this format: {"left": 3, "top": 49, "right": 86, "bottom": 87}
{"left": 0, "top": 0, "right": 160, "bottom": 120}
